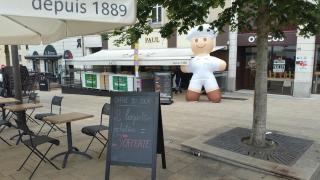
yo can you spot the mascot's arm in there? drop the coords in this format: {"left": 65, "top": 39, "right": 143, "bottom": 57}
{"left": 211, "top": 58, "right": 227, "bottom": 72}
{"left": 180, "top": 65, "right": 190, "bottom": 73}
{"left": 218, "top": 60, "right": 227, "bottom": 71}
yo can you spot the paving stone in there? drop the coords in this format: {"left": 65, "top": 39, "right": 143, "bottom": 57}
{"left": 231, "top": 168, "right": 265, "bottom": 180}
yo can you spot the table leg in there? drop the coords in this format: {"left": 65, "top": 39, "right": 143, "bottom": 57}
{"left": 51, "top": 122, "right": 92, "bottom": 168}
{"left": 12, "top": 111, "right": 28, "bottom": 145}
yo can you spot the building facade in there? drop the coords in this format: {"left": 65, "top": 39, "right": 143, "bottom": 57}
{"left": 0, "top": 45, "right": 28, "bottom": 68}
{"left": 24, "top": 1, "right": 320, "bottom": 98}
{"left": 26, "top": 35, "right": 102, "bottom": 77}
{"left": 226, "top": 28, "right": 318, "bottom": 98}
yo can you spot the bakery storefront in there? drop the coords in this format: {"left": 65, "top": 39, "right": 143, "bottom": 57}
{"left": 236, "top": 31, "right": 297, "bottom": 95}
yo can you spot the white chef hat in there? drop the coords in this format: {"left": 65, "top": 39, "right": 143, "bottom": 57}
{"left": 186, "top": 24, "right": 218, "bottom": 41}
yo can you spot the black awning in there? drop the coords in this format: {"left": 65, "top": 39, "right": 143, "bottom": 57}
{"left": 25, "top": 55, "right": 62, "bottom": 60}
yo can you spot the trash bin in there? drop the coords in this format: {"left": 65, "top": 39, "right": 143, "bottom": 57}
{"left": 39, "top": 79, "right": 50, "bottom": 91}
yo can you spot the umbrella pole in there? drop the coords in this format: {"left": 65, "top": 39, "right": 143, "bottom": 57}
{"left": 11, "top": 45, "right": 29, "bottom": 133}
{"left": 11, "top": 45, "right": 22, "bottom": 102}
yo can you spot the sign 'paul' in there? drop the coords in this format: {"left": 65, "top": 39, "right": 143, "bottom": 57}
{"left": 181, "top": 24, "right": 226, "bottom": 103}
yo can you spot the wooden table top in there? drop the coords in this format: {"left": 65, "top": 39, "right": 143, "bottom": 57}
{"left": 0, "top": 98, "right": 19, "bottom": 104}
{"left": 4, "top": 103, "right": 43, "bottom": 112}
{"left": 43, "top": 112, "right": 94, "bottom": 124}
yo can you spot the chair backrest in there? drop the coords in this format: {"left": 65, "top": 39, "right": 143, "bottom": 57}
{"left": 100, "top": 103, "right": 110, "bottom": 125}
{"left": 28, "top": 92, "right": 38, "bottom": 103}
{"left": 51, "top": 96, "right": 63, "bottom": 114}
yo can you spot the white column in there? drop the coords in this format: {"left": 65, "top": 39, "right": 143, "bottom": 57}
{"left": 227, "top": 29, "right": 238, "bottom": 92}
{"left": 293, "top": 36, "right": 315, "bottom": 98}
{"left": 40, "top": 60, "right": 45, "bottom": 73}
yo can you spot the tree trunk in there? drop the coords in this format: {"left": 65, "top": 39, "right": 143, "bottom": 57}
{"left": 250, "top": 4, "right": 270, "bottom": 147}
{"left": 4, "top": 45, "right": 11, "bottom": 66}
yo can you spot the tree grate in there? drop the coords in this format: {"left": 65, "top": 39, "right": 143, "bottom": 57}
{"left": 205, "top": 127, "right": 313, "bottom": 166}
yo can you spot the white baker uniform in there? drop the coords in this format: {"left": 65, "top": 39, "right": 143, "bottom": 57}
{"left": 187, "top": 55, "right": 221, "bottom": 93}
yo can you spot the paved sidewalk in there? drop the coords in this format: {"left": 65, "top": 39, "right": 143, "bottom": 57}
{"left": 1, "top": 89, "right": 319, "bottom": 180}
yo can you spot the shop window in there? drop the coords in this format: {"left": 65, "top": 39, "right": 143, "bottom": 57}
{"left": 240, "top": 45, "right": 296, "bottom": 95}
{"left": 269, "top": 46, "right": 296, "bottom": 79}
{"left": 151, "top": 4, "right": 162, "bottom": 23}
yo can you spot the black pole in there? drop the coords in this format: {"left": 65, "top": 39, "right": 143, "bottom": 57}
{"left": 11, "top": 45, "right": 22, "bottom": 102}
{"left": 4, "top": 45, "right": 11, "bottom": 66}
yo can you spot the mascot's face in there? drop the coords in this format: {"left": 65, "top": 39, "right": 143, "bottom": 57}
{"left": 191, "top": 37, "right": 215, "bottom": 55}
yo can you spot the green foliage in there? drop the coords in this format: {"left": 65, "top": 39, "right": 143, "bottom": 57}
{"left": 110, "top": 0, "right": 320, "bottom": 46}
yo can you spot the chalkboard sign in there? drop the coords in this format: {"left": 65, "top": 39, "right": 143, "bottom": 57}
{"left": 105, "top": 92, "right": 166, "bottom": 180}
{"left": 154, "top": 72, "right": 173, "bottom": 105}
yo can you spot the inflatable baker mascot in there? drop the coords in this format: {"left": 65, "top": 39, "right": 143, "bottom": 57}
{"left": 181, "top": 24, "right": 227, "bottom": 103}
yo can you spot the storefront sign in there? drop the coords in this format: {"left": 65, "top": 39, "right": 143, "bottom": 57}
{"left": 238, "top": 31, "right": 297, "bottom": 46}
{"left": 63, "top": 50, "right": 73, "bottom": 59}
{"left": 44, "top": 45, "right": 57, "bottom": 55}
{"left": 139, "top": 30, "right": 167, "bottom": 49}
{"left": 248, "top": 35, "right": 285, "bottom": 43}
{"left": 145, "top": 37, "right": 160, "bottom": 44}
{"left": 273, "top": 58, "right": 286, "bottom": 73}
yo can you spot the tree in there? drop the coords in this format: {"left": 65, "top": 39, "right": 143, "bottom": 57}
{"left": 113, "top": 0, "right": 320, "bottom": 148}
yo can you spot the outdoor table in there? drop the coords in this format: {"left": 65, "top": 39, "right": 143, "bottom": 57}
{"left": 4, "top": 103, "right": 43, "bottom": 144}
{"left": 43, "top": 112, "right": 94, "bottom": 168}
{"left": 0, "top": 98, "right": 20, "bottom": 120}
{"left": 4, "top": 103, "right": 43, "bottom": 112}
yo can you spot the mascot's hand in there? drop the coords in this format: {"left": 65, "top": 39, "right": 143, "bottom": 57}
{"left": 180, "top": 65, "right": 189, "bottom": 73}
{"left": 217, "top": 60, "right": 227, "bottom": 72}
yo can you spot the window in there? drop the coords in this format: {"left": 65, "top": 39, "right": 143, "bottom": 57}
{"left": 151, "top": 4, "right": 162, "bottom": 23}
{"left": 18, "top": 55, "right": 22, "bottom": 62}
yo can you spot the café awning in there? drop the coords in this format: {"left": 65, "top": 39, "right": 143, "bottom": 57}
{"left": 25, "top": 55, "right": 63, "bottom": 60}
{"left": 67, "top": 46, "right": 227, "bottom": 66}
{"left": 0, "top": 0, "right": 137, "bottom": 45}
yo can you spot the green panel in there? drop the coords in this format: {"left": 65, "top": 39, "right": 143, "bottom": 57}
{"left": 85, "top": 74, "right": 97, "bottom": 88}
{"left": 113, "top": 76, "right": 128, "bottom": 92}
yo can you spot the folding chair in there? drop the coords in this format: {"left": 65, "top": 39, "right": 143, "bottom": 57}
{"left": 81, "top": 103, "right": 109, "bottom": 158}
{"left": 0, "top": 119, "right": 11, "bottom": 146}
{"left": 25, "top": 92, "right": 40, "bottom": 125}
{"left": 15, "top": 112, "right": 60, "bottom": 180}
{"left": 35, "top": 96, "right": 65, "bottom": 134}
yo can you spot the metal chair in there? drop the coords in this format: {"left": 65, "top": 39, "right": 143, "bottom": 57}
{"left": 0, "top": 119, "right": 11, "bottom": 146}
{"left": 35, "top": 96, "right": 65, "bottom": 134}
{"left": 15, "top": 112, "right": 60, "bottom": 180}
{"left": 25, "top": 92, "right": 40, "bottom": 125}
{"left": 81, "top": 103, "right": 110, "bottom": 158}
